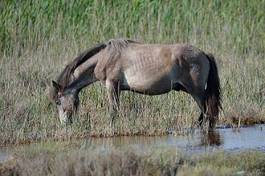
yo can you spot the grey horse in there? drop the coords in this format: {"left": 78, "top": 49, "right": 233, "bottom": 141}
{"left": 47, "top": 39, "right": 221, "bottom": 130}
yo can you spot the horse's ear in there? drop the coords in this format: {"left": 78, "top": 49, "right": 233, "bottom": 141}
{"left": 52, "top": 80, "right": 62, "bottom": 92}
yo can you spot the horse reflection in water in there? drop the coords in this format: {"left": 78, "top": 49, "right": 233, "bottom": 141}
{"left": 47, "top": 39, "right": 221, "bottom": 131}
{"left": 199, "top": 130, "right": 222, "bottom": 146}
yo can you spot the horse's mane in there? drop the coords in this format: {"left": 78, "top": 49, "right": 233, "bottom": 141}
{"left": 57, "top": 39, "right": 138, "bottom": 89}
{"left": 57, "top": 43, "right": 106, "bottom": 88}
{"left": 107, "top": 38, "right": 139, "bottom": 55}
{"left": 102, "top": 39, "right": 139, "bottom": 68}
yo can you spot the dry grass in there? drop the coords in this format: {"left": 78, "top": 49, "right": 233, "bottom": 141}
{"left": 2, "top": 143, "right": 265, "bottom": 176}
{"left": 0, "top": 0, "right": 265, "bottom": 145}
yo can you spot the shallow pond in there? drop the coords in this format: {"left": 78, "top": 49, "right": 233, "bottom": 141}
{"left": 83, "top": 124, "right": 265, "bottom": 153}
{"left": 1, "top": 125, "right": 265, "bottom": 163}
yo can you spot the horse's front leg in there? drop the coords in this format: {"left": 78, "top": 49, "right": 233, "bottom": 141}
{"left": 106, "top": 79, "right": 120, "bottom": 128}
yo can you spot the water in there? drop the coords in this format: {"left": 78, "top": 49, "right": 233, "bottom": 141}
{"left": 215, "top": 125, "right": 265, "bottom": 151}
{"left": 0, "top": 150, "right": 12, "bottom": 163}
{"left": 82, "top": 125, "right": 265, "bottom": 153}
{"left": 0, "top": 125, "right": 264, "bottom": 163}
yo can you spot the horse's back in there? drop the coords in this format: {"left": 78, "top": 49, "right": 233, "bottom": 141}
{"left": 120, "top": 43, "right": 210, "bottom": 94}
{"left": 119, "top": 44, "right": 180, "bottom": 94}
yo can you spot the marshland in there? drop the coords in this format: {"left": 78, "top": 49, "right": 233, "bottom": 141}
{"left": 0, "top": 0, "right": 265, "bottom": 175}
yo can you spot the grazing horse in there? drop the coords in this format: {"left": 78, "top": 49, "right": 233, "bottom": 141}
{"left": 47, "top": 39, "right": 221, "bottom": 130}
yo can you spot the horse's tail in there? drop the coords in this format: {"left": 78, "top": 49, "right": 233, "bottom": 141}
{"left": 205, "top": 53, "right": 222, "bottom": 128}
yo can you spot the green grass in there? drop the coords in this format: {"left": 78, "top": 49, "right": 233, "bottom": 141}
{"left": 0, "top": 0, "right": 265, "bottom": 145}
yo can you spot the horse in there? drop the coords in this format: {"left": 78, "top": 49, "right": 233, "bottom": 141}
{"left": 47, "top": 39, "right": 221, "bottom": 130}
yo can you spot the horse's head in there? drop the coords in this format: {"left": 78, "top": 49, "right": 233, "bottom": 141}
{"left": 47, "top": 80, "right": 79, "bottom": 124}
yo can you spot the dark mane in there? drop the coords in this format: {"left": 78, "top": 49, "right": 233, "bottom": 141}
{"left": 56, "top": 39, "right": 138, "bottom": 89}
{"left": 57, "top": 43, "right": 106, "bottom": 88}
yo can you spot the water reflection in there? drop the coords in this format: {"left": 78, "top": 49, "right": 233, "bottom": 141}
{"left": 199, "top": 130, "right": 222, "bottom": 147}
{"left": 81, "top": 125, "right": 265, "bottom": 153}
{"left": 5, "top": 125, "right": 263, "bottom": 158}
{"left": 86, "top": 129, "right": 224, "bottom": 148}
{"left": 0, "top": 151, "right": 12, "bottom": 163}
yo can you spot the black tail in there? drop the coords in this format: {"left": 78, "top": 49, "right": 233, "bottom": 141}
{"left": 205, "top": 53, "right": 222, "bottom": 129}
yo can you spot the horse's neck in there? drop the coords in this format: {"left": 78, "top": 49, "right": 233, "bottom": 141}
{"left": 65, "top": 54, "right": 100, "bottom": 93}
{"left": 67, "top": 72, "right": 97, "bottom": 93}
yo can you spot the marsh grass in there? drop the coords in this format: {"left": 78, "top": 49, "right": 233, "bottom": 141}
{"left": 0, "top": 0, "right": 265, "bottom": 145}
{"left": 4, "top": 143, "right": 265, "bottom": 176}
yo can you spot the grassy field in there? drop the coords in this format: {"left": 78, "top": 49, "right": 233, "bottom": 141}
{"left": 0, "top": 0, "right": 265, "bottom": 145}
{"left": 1, "top": 142, "right": 265, "bottom": 176}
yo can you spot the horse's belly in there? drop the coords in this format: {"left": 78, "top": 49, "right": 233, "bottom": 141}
{"left": 122, "top": 71, "right": 174, "bottom": 95}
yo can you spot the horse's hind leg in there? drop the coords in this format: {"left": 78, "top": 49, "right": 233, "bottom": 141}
{"left": 193, "top": 90, "right": 219, "bottom": 131}
{"left": 106, "top": 79, "right": 120, "bottom": 127}
{"left": 191, "top": 91, "right": 207, "bottom": 128}
{"left": 174, "top": 83, "right": 207, "bottom": 128}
